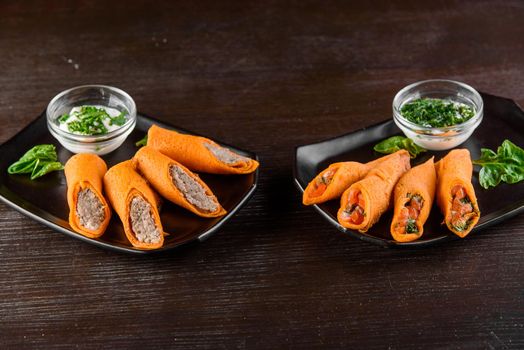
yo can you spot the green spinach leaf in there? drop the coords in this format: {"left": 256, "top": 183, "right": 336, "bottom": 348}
{"left": 472, "top": 140, "right": 524, "bottom": 189}
{"left": 7, "top": 144, "right": 64, "bottom": 180}
{"left": 373, "top": 136, "right": 426, "bottom": 158}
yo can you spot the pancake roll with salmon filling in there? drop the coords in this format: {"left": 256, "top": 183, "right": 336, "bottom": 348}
{"left": 65, "top": 154, "right": 112, "bottom": 238}
{"left": 303, "top": 162, "right": 369, "bottom": 205}
{"left": 303, "top": 152, "right": 407, "bottom": 205}
{"left": 390, "top": 157, "right": 436, "bottom": 242}
{"left": 435, "top": 149, "right": 480, "bottom": 238}
{"left": 337, "top": 150, "right": 411, "bottom": 232}
{"left": 103, "top": 160, "right": 164, "bottom": 249}
{"left": 134, "top": 146, "right": 226, "bottom": 218}
{"left": 146, "top": 125, "right": 259, "bottom": 175}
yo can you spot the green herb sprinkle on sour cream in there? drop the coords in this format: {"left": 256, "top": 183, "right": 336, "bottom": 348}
{"left": 58, "top": 105, "right": 128, "bottom": 136}
{"left": 400, "top": 98, "right": 475, "bottom": 128}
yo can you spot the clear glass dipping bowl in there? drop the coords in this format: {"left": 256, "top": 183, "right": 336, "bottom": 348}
{"left": 47, "top": 85, "right": 137, "bottom": 155}
{"left": 392, "top": 79, "right": 483, "bottom": 151}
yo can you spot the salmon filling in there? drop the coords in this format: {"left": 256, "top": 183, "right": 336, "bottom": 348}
{"left": 450, "top": 185, "right": 477, "bottom": 232}
{"left": 129, "top": 196, "right": 161, "bottom": 244}
{"left": 395, "top": 194, "right": 424, "bottom": 234}
{"left": 76, "top": 188, "right": 105, "bottom": 231}
{"left": 310, "top": 168, "right": 337, "bottom": 197}
{"left": 340, "top": 188, "right": 365, "bottom": 225}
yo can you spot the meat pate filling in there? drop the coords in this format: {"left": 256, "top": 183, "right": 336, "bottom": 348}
{"left": 204, "top": 143, "right": 248, "bottom": 165}
{"left": 129, "top": 196, "right": 161, "bottom": 244}
{"left": 170, "top": 165, "right": 218, "bottom": 212}
{"left": 76, "top": 188, "right": 105, "bottom": 231}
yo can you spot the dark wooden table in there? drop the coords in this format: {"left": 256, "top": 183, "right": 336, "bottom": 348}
{"left": 1, "top": 1, "right": 523, "bottom": 348}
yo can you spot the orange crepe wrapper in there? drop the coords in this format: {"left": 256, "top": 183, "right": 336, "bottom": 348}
{"left": 337, "top": 150, "right": 411, "bottom": 232}
{"left": 303, "top": 162, "right": 369, "bottom": 205}
{"left": 302, "top": 152, "right": 403, "bottom": 205}
{"left": 146, "top": 124, "right": 259, "bottom": 174}
{"left": 134, "top": 146, "right": 226, "bottom": 218}
{"left": 65, "top": 154, "right": 111, "bottom": 238}
{"left": 103, "top": 160, "right": 164, "bottom": 249}
{"left": 435, "top": 149, "right": 480, "bottom": 238}
{"left": 390, "top": 157, "right": 436, "bottom": 242}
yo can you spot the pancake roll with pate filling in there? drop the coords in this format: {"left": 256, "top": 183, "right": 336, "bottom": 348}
{"left": 134, "top": 146, "right": 226, "bottom": 218}
{"left": 390, "top": 157, "right": 436, "bottom": 242}
{"left": 103, "top": 160, "right": 164, "bottom": 249}
{"left": 435, "top": 149, "right": 480, "bottom": 238}
{"left": 337, "top": 150, "right": 411, "bottom": 232}
{"left": 65, "top": 154, "right": 112, "bottom": 238}
{"left": 146, "top": 125, "right": 258, "bottom": 175}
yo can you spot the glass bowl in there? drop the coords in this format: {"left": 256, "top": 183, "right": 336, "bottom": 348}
{"left": 392, "top": 79, "right": 483, "bottom": 151}
{"left": 47, "top": 85, "right": 137, "bottom": 155}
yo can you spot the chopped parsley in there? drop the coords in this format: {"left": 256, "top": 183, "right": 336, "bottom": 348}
{"left": 409, "top": 193, "right": 423, "bottom": 204}
{"left": 58, "top": 106, "right": 128, "bottom": 135}
{"left": 135, "top": 135, "right": 148, "bottom": 147}
{"left": 452, "top": 221, "right": 470, "bottom": 232}
{"left": 406, "top": 218, "right": 418, "bottom": 234}
{"left": 460, "top": 197, "right": 471, "bottom": 205}
{"left": 401, "top": 98, "right": 475, "bottom": 128}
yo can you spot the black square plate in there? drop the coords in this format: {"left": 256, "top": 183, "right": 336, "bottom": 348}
{"left": 294, "top": 93, "right": 524, "bottom": 248}
{"left": 0, "top": 113, "right": 258, "bottom": 254}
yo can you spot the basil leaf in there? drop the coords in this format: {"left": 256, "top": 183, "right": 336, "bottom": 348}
{"left": 473, "top": 140, "right": 524, "bottom": 189}
{"left": 373, "top": 136, "right": 426, "bottom": 158}
{"left": 7, "top": 144, "right": 64, "bottom": 180}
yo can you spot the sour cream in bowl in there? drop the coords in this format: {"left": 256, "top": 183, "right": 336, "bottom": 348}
{"left": 393, "top": 80, "right": 483, "bottom": 151}
{"left": 47, "top": 85, "right": 137, "bottom": 155}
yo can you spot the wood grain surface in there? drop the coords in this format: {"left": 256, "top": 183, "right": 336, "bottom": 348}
{"left": 1, "top": 1, "right": 523, "bottom": 348}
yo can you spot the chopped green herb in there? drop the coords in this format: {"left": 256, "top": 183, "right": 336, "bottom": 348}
{"left": 460, "top": 197, "right": 471, "bottom": 205}
{"left": 58, "top": 113, "right": 70, "bottom": 123}
{"left": 58, "top": 106, "right": 128, "bottom": 135}
{"left": 109, "top": 110, "right": 128, "bottom": 126}
{"left": 453, "top": 221, "right": 470, "bottom": 232}
{"left": 406, "top": 219, "right": 418, "bottom": 234}
{"left": 472, "top": 140, "right": 524, "bottom": 189}
{"left": 373, "top": 136, "right": 426, "bottom": 158}
{"left": 401, "top": 98, "right": 475, "bottom": 128}
{"left": 135, "top": 135, "right": 148, "bottom": 147}
{"left": 7, "top": 144, "right": 64, "bottom": 180}
{"left": 410, "top": 194, "right": 423, "bottom": 203}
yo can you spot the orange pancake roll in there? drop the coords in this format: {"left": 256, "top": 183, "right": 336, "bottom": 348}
{"left": 302, "top": 152, "right": 404, "bottom": 205}
{"left": 435, "top": 149, "right": 480, "bottom": 238}
{"left": 146, "top": 125, "right": 259, "bottom": 175}
{"left": 103, "top": 160, "right": 164, "bottom": 249}
{"left": 303, "top": 162, "right": 369, "bottom": 205}
{"left": 134, "top": 146, "right": 226, "bottom": 218}
{"left": 390, "top": 157, "right": 436, "bottom": 242}
{"left": 337, "top": 150, "right": 410, "bottom": 232}
{"left": 65, "top": 154, "right": 111, "bottom": 238}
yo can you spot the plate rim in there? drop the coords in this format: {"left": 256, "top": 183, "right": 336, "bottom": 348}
{"left": 0, "top": 111, "right": 259, "bottom": 254}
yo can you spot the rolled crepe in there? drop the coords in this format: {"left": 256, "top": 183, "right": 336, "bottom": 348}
{"left": 146, "top": 124, "right": 259, "bottom": 175}
{"left": 435, "top": 149, "right": 480, "bottom": 238}
{"left": 103, "top": 160, "right": 164, "bottom": 249}
{"left": 65, "top": 154, "right": 111, "bottom": 238}
{"left": 134, "top": 146, "right": 226, "bottom": 218}
{"left": 337, "top": 150, "right": 410, "bottom": 232}
{"left": 390, "top": 157, "right": 436, "bottom": 242}
{"left": 302, "top": 152, "right": 404, "bottom": 205}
